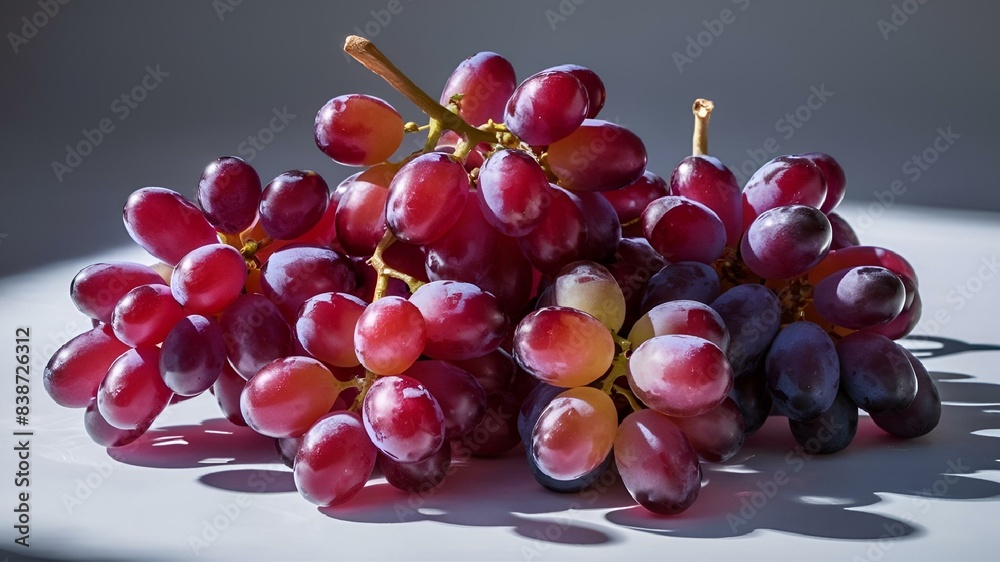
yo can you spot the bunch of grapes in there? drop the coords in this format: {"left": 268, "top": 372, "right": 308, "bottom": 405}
{"left": 514, "top": 101, "right": 939, "bottom": 513}
{"left": 43, "top": 35, "right": 938, "bottom": 516}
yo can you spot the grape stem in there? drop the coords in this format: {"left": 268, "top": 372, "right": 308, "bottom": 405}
{"left": 349, "top": 371, "right": 379, "bottom": 413}
{"left": 692, "top": 98, "right": 714, "bottom": 156}
{"left": 344, "top": 36, "right": 495, "bottom": 146}
{"left": 368, "top": 230, "right": 426, "bottom": 300}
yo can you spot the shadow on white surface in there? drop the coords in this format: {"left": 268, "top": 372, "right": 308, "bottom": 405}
{"left": 605, "top": 370, "right": 1000, "bottom": 540}
{"left": 92, "top": 350, "right": 1000, "bottom": 549}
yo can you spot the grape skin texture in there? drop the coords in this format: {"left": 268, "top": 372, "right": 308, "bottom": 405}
{"left": 198, "top": 156, "right": 262, "bottom": 234}
{"left": 123, "top": 187, "right": 218, "bottom": 266}
{"left": 294, "top": 411, "right": 377, "bottom": 507}
{"left": 504, "top": 70, "right": 588, "bottom": 146}
{"left": 765, "top": 321, "right": 840, "bottom": 422}
{"left": 627, "top": 334, "right": 734, "bottom": 417}
{"left": 643, "top": 196, "right": 727, "bottom": 264}
{"left": 362, "top": 375, "right": 445, "bottom": 463}
{"left": 355, "top": 296, "right": 427, "bottom": 375}
{"left": 44, "top": 324, "right": 131, "bottom": 408}
{"left": 546, "top": 120, "right": 647, "bottom": 192}
{"left": 170, "top": 244, "right": 248, "bottom": 315}
{"left": 387, "top": 152, "right": 468, "bottom": 244}
{"left": 239, "top": 356, "right": 340, "bottom": 438}
{"left": 98, "top": 347, "right": 173, "bottom": 431}
{"left": 813, "top": 266, "right": 906, "bottom": 329}
{"left": 439, "top": 51, "right": 516, "bottom": 126}
{"left": 741, "top": 205, "right": 832, "bottom": 280}
{"left": 259, "top": 170, "right": 330, "bottom": 241}
{"left": 513, "top": 307, "right": 615, "bottom": 388}
{"left": 531, "top": 387, "right": 618, "bottom": 481}
{"left": 70, "top": 262, "right": 165, "bottom": 324}
{"left": 669, "top": 155, "right": 743, "bottom": 246}
{"left": 615, "top": 409, "right": 701, "bottom": 515}
{"left": 314, "top": 94, "right": 404, "bottom": 166}
{"left": 837, "top": 332, "right": 917, "bottom": 415}
{"left": 870, "top": 348, "right": 941, "bottom": 438}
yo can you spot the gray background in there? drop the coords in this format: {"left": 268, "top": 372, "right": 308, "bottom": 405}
{"left": 1, "top": 0, "right": 997, "bottom": 276}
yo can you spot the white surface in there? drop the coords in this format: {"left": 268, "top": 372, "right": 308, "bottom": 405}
{"left": 1, "top": 202, "right": 999, "bottom": 562}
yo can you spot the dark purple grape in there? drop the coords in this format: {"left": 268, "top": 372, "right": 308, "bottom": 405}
{"left": 260, "top": 245, "right": 356, "bottom": 321}
{"left": 765, "top": 321, "right": 840, "bottom": 421}
{"left": 220, "top": 294, "right": 293, "bottom": 380}
{"left": 381, "top": 446, "right": 452, "bottom": 494}
{"left": 198, "top": 156, "right": 262, "bottom": 234}
{"left": 837, "top": 332, "right": 917, "bottom": 415}
{"left": 159, "top": 315, "right": 227, "bottom": 396}
{"left": 870, "top": 348, "right": 940, "bottom": 438}
{"left": 741, "top": 205, "right": 832, "bottom": 280}
{"left": 788, "top": 386, "right": 858, "bottom": 454}
{"left": 640, "top": 262, "right": 721, "bottom": 314}
{"left": 259, "top": 170, "right": 330, "bottom": 240}
{"left": 814, "top": 266, "right": 906, "bottom": 330}
{"left": 727, "top": 363, "right": 772, "bottom": 436}
{"left": 828, "top": 212, "right": 860, "bottom": 250}
{"left": 711, "top": 284, "right": 782, "bottom": 378}
{"left": 573, "top": 191, "right": 621, "bottom": 263}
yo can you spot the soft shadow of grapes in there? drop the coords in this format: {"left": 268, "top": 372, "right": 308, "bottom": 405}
{"left": 319, "top": 452, "right": 632, "bottom": 546}
{"left": 605, "top": 370, "right": 1000, "bottom": 541}
{"left": 108, "top": 418, "right": 278, "bottom": 469}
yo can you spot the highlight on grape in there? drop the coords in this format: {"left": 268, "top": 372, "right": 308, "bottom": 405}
{"left": 43, "top": 35, "right": 938, "bottom": 516}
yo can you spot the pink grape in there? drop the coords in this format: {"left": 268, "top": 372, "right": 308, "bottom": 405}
{"left": 354, "top": 296, "right": 426, "bottom": 375}
{"left": 111, "top": 284, "right": 186, "bottom": 347}
{"left": 362, "top": 375, "right": 445, "bottom": 462}
{"left": 123, "top": 187, "right": 218, "bottom": 266}
{"left": 170, "top": 244, "right": 247, "bottom": 315}
{"left": 387, "top": 152, "right": 468, "bottom": 244}
{"left": 439, "top": 51, "right": 516, "bottom": 126}
{"left": 504, "top": 70, "right": 588, "bottom": 146}
{"left": 70, "top": 262, "right": 165, "bottom": 324}
{"left": 44, "top": 324, "right": 130, "bottom": 408}
{"left": 240, "top": 357, "right": 341, "bottom": 438}
{"left": 615, "top": 409, "right": 701, "bottom": 514}
{"left": 294, "top": 411, "right": 377, "bottom": 506}
{"left": 531, "top": 387, "right": 618, "bottom": 481}
{"left": 408, "top": 281, "right": 507, "bottom": 361}
{"left": 98, "top": 347, "right": 173, "bottom": 430}
{"left": 627, "top": 334, "right": 733, "bottom": 417}
{"left": 295, "top": 292, "right": 366, "bottom": 368}
{"left": 513, "top": 307, "right": 614, "bottom": 388}
{"left": 314, "top": 94, "right": 404, "bottom": 166}
{"left": 476, "top": 149, "right": 553, "bottom": 236}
